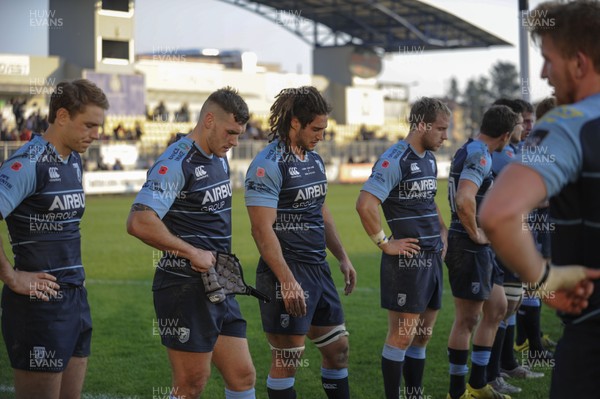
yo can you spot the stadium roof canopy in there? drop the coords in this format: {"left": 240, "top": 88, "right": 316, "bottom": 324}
{"left": 218, "top": 0, "right": 511, "bottom": 52}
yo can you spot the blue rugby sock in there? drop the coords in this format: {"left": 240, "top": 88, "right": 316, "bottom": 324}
{"left": 469, "top": 345, "right": 491, "bottom": 389}
{"left": 448, "top": 348, "right": 469, "bottom": 399}
{"left": 267, "top": 376, "right": 296, "bottom": 399}
{"left": 382, "top": 344, "right": 406, "bottom": 399}
{"left": 403, "top": 345, "right": 426, "bottom": 398}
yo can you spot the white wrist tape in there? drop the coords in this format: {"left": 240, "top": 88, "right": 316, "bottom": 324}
{"left": 370, "top": 230, "right": 388, "bottom": 247}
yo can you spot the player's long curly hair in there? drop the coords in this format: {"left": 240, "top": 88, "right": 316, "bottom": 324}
{"left": 268, "top": 86, "right": 332, "bottom": 150}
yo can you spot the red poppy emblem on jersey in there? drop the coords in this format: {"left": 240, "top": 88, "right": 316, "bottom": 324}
{"left": 480, "top": 157, "right": 487, "bottom": 166}
{"left": 256, "top": 167, "right": 265, "bottom": 177}
{"left": 11, "top": 161, "right": 22, "bottom": 171}
{"left": 158, "top": 166, "right": 168, "bottom": 175}
{"left": 381, "top": 160, "right": 390, "bottom": 168}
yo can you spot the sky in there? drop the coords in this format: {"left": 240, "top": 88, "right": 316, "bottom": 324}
{"left": 0, "top": 0, "right": 554, "bottom": 102}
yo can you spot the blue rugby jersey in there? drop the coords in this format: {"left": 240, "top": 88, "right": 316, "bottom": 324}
{"left": 0, "top": 134, "right": 85, "bottom": 285}
{"left": 361, "top": 141, "right": 442, "bottom": 252}
{"left": 492, "top": 142, "right": 519, "bottom": 177}
{"left": 134, "top": 135, "right": 232, "bottom": 286}
{"left": 448, "top": 138, "right": 493, "bottom": 238}
{"left": 245, "top": 139, "right": 327, "bottom": 265}
{"left": 518, "top": 93, "right": 600, "bottom": 323}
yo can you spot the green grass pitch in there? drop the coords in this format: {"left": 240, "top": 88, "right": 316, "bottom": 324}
{"left": 0, "top": 182, "right": 561, "bottom": 398}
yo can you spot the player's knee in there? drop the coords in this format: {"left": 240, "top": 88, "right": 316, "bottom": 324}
{"left": 313, "top": 325, "right": 350, "bottom": 368}
{"left": 176, "top": 370, "right": 210, "bottom": 397}
{"left": 493, "top": 307, "right": 508, "bottom": 324}
{"left": 487, "top": 301, "right": 508, "bottom": 324}
{"left": 330, "top": 339, "right": 350, "bottom": 368}
{"left": 319, "top": 335, "right": 349, "bottom": 369}
{"left": 457, "top": 313, "right": 480, "bottom": 332}
{"left": 387, "top": 332, "right": 413, "bottom": 349}
{"left": 226, "top": 365, "right": 256, "bottom": 391}
{"left": 412, "top": 332, "right": 432, "bottom": 347}
{"left": 270, "top": 345, "right": 305, "bottom": 375}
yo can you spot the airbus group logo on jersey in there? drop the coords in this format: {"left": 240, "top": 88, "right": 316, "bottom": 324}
{"left": 48, "top": 167, "right": 60, "bottom": 182}
{"left": 200, "top": 181, "right": 232, "bottom": 212}
{"left": 202, "top": 182, "right": 232, "bottom": 204}
{"left": 399, "top": 178, "right": 436, "bottom": 200}
{"left": 293, "top": 183, "right": 327, "bottom": 208}
{"left": 194, "top": 165, "right": 208, "bottom": 180}
{"left": 49, "top": 192, "right": 85, "bottom": 211}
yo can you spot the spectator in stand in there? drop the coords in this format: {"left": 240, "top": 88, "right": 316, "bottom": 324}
{"left": 246, "top": 121, "right": 259, "bottom": 140}
{"left": 0, "top": 116, "right": 5, "bottom": 141}
{"left": 97, "top": 157, "right": 109, "bottom": 171}
{"left": 325, "top": 129, "right": 336, "bottom": 141}
{"left": 125, "top": 128, "right": 134, "bottom": 141}
{"left": 113, "top": 159, "right": 124, "bottom": 171}
{"left": 358, "top": 124, "right": 375, "bottom": 141}
{"left": 176, "top": 103, "right": 190, "bottom": 122}
{"left": 113, "top": 123, "right": 126, "bottom": 140}
{"left": 153, "top": 101, "right": 168, "bottom": 122}
{"left": 10, "top": 98, "right": 26, "bottom": 131}
{"left": 37, "top": 112, "right": 49, "bottom": 133}
{"left": 135, "top": 121, "right": 143, "bottom": 140}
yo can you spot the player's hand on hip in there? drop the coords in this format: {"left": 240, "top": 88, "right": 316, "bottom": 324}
{"left": 381, "top": 237, "right": 420, "bottom": 257}
{"left": 8, "top": 270, "right": 60, "bottom": 301}
{"left": 470, "top": 228, "right": 490, "bottom": 245}
{"left": 535, "top": 265, "right": 600, "bottom": 314}
{"left": 339, "top": 258, "right": 356, "bottom": 295}
{"left": 281, "top": 279, "right": 307, "bottom": 318}
{"left": 189, "top": 249, "right": 216, "bottom": 273}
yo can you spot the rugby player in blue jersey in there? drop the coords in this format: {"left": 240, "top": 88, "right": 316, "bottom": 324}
{"left": 481, "top": 2, "right": 600, "bottom": 397}
{"left": 445, "top": 105, "right": 519, "bottom": 399}
{"left": 356, "top": 97, "right": 450, "bottom": 399}
{"left": 484, "top": 99, "right": 543, "bottom": 395}
{"left": 512, "top": 98, "right": 558, "bottom": 362}
{"left": 0, "top": 79, "right": 108, "bottom": 399}
{"left": 245, "top": 86, "right": 356, "bottom": 399}
{"left": 127, "top": 88, "right": 256, "bottom": 399}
